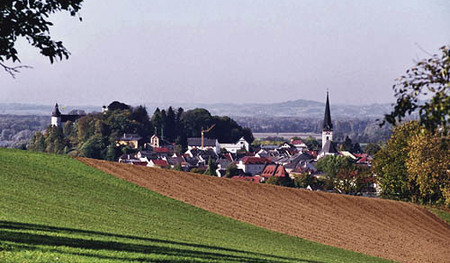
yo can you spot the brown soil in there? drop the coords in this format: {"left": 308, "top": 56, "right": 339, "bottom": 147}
{"left": 79, "top": 158, "right": 450, "bottom": 263}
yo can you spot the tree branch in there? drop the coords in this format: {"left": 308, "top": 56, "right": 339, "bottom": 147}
{"left": 0, "top": 62, "right": 32, "bottom": 78}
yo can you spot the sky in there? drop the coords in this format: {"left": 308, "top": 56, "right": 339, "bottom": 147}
{"left": 0, "top": 0, "right": 449, "bottom": 106}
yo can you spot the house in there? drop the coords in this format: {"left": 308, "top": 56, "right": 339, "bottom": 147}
{"left": 116, "top": 133, "right": 142, "bottom": 149}
{"left": 219, "top": 137, "right": 250, "bottom": 153}
{"left": 149, "top": 134, "right": 172, "bottom": 148}
{"left": 187, "top": 137, "right": 220, "bottom": 154}
{"left": 153, "top": 147, "right": 171, "bottom": 158}
{"left": 118, "top": 154, "right": 139, "bottom": 164}
{"left": 260, "top": 164, "right": 289, "bottom": 180}
{"left": 236, "top": 156, "right": 271, "bottom": 176}
{"left": 147, "top": 159, "right": 169, "bottom": 168}
{"left": 291, "top": 139, "right": 308, "bottom": 152}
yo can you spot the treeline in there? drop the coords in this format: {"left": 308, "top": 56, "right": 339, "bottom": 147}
{"left": 235, "top": 116, "right": 392, "bottom": 143}
{"left": 0, "top": 115, "right": 48, "bottom": 148}
{"left": 28, "top": 101, "right": 253, "bottom": 160}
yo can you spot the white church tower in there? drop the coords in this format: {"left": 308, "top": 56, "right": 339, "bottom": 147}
{"left": 321, "top": 92, "right": 333, "bottom": 148}
{"left": 51, "top": 103, "right": 62, "bottom": 127}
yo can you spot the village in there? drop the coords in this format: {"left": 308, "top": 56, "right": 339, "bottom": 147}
{"left": 67, "top": 93, "right": 376, "bottom": 195}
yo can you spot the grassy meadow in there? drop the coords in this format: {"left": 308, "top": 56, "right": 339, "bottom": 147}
{"left": 0, "top": 148, "right": 392, "bottom": 262}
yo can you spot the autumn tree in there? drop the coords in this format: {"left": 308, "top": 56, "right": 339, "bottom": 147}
{"left": 383, "top": 45, "right": 449, "bottom": 136}
{"left": 406, "top": 130, "right": 450, "bottom": 205}
{"left": 1, "top": 0, "right": 84, "bottom": 77}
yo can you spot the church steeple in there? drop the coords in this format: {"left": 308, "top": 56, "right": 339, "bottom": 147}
{"left": 322, "top": 92, "right": 332, "bottom": 131}
{"left": 52, "top": 103, "right": 61, "bottom": 117}
{"left": 321, "top": 92, "right": 334, "bottom": 150}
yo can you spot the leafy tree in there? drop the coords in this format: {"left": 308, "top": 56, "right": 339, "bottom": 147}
{"left": 28, "top": 131, "right": 45, "bottom": 152}
{"left": 105, "top": 145, "right": 119, "bottom": 161}
{"left": 316, "top": 155, "right": 354, "bottom": 190}
{"left": 107, "top": 101, "right": 131, "bottom": 112}
{"left": 173, "top": 164, "right": 183, "bottom": 171}
{"left": 132, "top": 105, "right": 152, "bottom": 141}
{"left": 165, "top": 106, "right": 177, "bottom": 141}
{"left": 293, "top": 173, "right": 315, "bottom": 188}
{"left": 316, "top": 155, "right": 353, "bottom": 179}
{"left": 383, "top": 45, "right": 449, "bottom": 136}
{"left": 304, "top": 137, "right": 321, "bottom": 151}
{"left": 204, "top": 157, "right": 218, "bottom": 176}
{"left": 225, "top": 163, "right": 238, "bottom": 178}
{"left": 341, "top": 136, "right": 353, "bottom": 152}
{"left": 373, "top": 121, "right": 420, "bottom": 201}
{"left": 266, "top": 176, "right": 294, "bottom": 187}
{"left": 406, "top": 130, "right": 449, "bottom": 205}
{"left": 1, "top": 0, "right": 84, "bottom": 77}
{"left": 365, "top": 143, "right": 381, "bottom": 156}
{"left": 335, "top": 165, "right": 374, "bottom": 195}
{"left": 80, "top": 135, "right": 105, "bottom": 159}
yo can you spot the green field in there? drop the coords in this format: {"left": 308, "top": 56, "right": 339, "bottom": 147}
{"left": 0, "top": 148, "right": 391, "bottom": 262}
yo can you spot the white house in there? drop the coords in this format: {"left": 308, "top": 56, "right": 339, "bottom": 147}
{"left": 187, "top": 137, "right": 220, "bottom": 154}
{"left": 236, "top": 156, "right": 271, "bottom": 176}
{"left": 220, "top": 137, "right": 250, "bottom": 153}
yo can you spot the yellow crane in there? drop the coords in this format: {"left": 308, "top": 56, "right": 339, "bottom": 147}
{"left": 201, "top": 124, "right": 215, "bottom": 149}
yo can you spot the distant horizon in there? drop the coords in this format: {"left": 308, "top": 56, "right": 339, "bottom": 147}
{"left": 1, "top": 0, "right": 448, "bottom": 107}
{"left": 0, "top": 97, "right": 395, "bottom": 108}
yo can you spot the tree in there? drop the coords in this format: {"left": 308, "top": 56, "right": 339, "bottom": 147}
{"left": 373, "top": 121, "right": 420, "bottom": 201}
{"left": 204, "top": 157, "right": 218, "bottom": 176}
{"left": 225, "top": 163, "right": 238, "bottom": 178}
{"left": 304, "top": 136, "right": 321, "bottom": 151}
{"left": 406, "top": 130, "right": 449, "bottom": 205}
{"left": 341, "top": 136, "right": 353, "bottom": 152}
{"left": 383, "top": 45, "right": 449, "bottom": 136}
{"left": 266, "top": 176, "right": 293, "bottom": 187}
{"left": 1, "top": 0, "right": 84, "bottom": 77}
{"left": 316, "top": 155, "right": 354, "bottom": 191}
{"left": 293, "top": 173, "right": 315, "bottom": 188}
{"left": 365, "top": 143, "right": 381, "bottom": 156}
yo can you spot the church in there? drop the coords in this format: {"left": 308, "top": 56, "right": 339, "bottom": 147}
{"left": 51, "top": 103, "right": 85, "bottom": 127}
{"left": 318, "top": 92, "right": 338, "bottom": 159}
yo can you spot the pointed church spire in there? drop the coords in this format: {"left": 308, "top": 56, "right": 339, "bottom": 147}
{"left": 322, "top": 92, "right": 332, "bottom": 131}
{"left": 52, "top": 103, "right": 61, "bottom": 117}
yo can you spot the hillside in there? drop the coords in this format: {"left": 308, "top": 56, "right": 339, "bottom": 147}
{"left": 81, "top": 158, "right": 450, "bottom": 263}
{"left": 0, "top": 148, "right": 390, "bottom": 263}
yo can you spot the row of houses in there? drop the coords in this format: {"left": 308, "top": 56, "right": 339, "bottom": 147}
{"left": 116, "top": 93, "right": 376, "bottom": 192}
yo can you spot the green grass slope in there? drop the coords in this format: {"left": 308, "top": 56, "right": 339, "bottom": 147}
{"left": 0, "top": 149, "right": 392, "bottom": 263}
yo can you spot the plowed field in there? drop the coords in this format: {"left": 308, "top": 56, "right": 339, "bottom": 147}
{"left": 80, "top": 158, "right": 450, "bottom": 263}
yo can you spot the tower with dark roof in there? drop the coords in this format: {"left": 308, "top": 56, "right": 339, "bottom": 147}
{"left": 51, "top": 103, "right": 62, "bottom": 127}
{"left": 321, "top": 92, "right": 333, "bottom": 149}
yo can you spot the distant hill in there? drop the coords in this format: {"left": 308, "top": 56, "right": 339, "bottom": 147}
{"left": 0, "top": 148, "right": 391, "bottom": 262}
{"left": 0, "top": 100, "right": 393, "bottom": 119}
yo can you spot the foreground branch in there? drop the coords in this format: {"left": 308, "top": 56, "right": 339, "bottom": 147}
{"left": 0, "top": 62, "right": 32, "bottom": 78}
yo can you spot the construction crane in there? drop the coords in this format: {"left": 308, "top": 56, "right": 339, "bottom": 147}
{"left": 201, "top": 124, "right": 215, "bottom": 149}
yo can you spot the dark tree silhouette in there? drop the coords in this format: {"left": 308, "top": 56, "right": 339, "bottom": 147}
{"left": 0, "top": 0, "right": 83, "bottom": 77}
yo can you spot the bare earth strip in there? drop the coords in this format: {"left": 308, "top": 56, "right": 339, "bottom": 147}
{"left": 79, "top": 158, "right": 450, "bottom": 263}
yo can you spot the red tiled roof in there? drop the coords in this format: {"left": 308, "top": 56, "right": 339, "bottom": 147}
{"left": 132, "top": 161, "right": 148, "bottom": 166}
{"left": 240, "top": 156, "right": 270, "bottom": 165}
{"left": 291, "top": 140, "right": 304, "bottom": 145}
{"left": 152, "top": 160, "right": 169, "bottom": 166}
{"left": 261, "top": 164, "right": 288, "bottom": 178}
{"left": 154, "top": 147, "right": 170, "bottom": 153}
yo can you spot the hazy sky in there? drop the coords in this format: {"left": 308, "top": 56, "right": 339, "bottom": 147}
{"left": 1, "top": 0, "right": 449, "bottom": 106}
